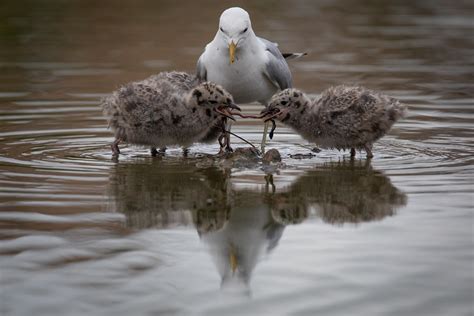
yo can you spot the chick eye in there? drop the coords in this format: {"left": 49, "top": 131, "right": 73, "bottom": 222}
{"left": 209, "top": 100, "right": 218, "bottom": 104}
{"left": 242, "top": 27, "right": 248, "bottom": 33}
{"left": 281, "top": 101, "right": 287, "bottom": 106}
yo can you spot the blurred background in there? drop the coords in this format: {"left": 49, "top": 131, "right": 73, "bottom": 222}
{"left": 1, "top": 0, "right": 472, "bottom": 93}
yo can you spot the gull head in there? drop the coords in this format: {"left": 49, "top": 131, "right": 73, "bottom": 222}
{"left": 260, "top": 89, "right": 310, "bottom": 123}
{"left": 218, "top": 7, "right": 253, "bottom": 64}
{"left": 190, "top": 82, "right": 241, "bottom": 121}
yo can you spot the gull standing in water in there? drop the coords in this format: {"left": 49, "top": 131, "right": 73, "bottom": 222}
{"left": 197, "top": 7, "right": 301, "bottom": 153}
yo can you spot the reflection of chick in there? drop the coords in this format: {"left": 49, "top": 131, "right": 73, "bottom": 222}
{"left": 268, "top": 192, "right": 308, "bottom": 226}
{"left": 289, "top": 160, "right": 407, "bottom": 224}
{"left": 107, "top": 161, "right": 230, "bottom": 229}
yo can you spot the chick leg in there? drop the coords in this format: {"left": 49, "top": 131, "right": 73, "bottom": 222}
{"left": 182, "top": 147, "right": 189, "bottom": 157}
{"left": 261, "top": 121, "right": 269, "bottom": 154}
{"left": 364, "top": 145, "right": 373, "bottom": 159}
{"left": 350, "top": 148, "right": 356, "bottom": 157}
{"left": 217, "top": 132, "right": 226, "bottom": 155}
{"left": 224, "top": 120, "right": 233, "bottom": 152}
{"left": 151, "top": 147, "right": 166, "bottom": 157}
{"left": 111, "top": 138, "right": 121, "bottom": 156}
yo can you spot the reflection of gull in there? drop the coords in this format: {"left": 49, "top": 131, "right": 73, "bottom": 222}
{"left": 197, "top": 178, "right": 310, "bottom": 289}
{"left": 199, "top": 191, "right": 287, "bottom": 289}
{"left": 196, "top": 7, "right": 299, "bottom": 152}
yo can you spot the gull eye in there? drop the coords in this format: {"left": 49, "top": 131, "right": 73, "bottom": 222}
{"left": 242, "top": 27, "right": 248, "bottom": 33}
{"left": 220, "top": 27, "right": 225, "bottom": 33}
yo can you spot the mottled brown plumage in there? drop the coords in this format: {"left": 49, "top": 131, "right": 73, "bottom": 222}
{"left": 101, "top": 71, "right": 238, "bottom": 156}
{"left": 261, "top": 85, "right": 407, "bottom": 158}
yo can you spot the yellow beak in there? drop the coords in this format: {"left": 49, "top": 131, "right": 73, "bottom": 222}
{"left": 230, "top": 249, "right": 238, "bottom": 274}
{"left": 229, "top": 41, "right": 237, "bottom": 64}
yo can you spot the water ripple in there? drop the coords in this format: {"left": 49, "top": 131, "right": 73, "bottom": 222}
{"left": 0, "top": 1, "right": 472, "bottom": 315}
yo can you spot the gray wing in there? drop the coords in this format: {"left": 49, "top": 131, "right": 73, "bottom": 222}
{"left": 196, "top": 55, "right": 207, "bottom": 82}
{"left": 259, "top": 37, "right": 292, "bottom": 90}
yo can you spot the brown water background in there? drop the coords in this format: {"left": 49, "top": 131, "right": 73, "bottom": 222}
{"left": 0, "top": 1, "right": 473, "bottom": 315}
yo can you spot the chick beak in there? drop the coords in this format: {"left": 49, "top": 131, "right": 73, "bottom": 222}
{"left": 260, "top": 107, "right": 281, "bottom": 122}
{"left": 215, "top": 106, "right": 236, "bottom": 121}
{"left": 229, "top": 102, "right": 241, "bottom": 111}
{"left": 229, "top": 41, "right": 237, "bottom": 64}
{"left": 260, "top": 108, "right": 270, "bottom": 116}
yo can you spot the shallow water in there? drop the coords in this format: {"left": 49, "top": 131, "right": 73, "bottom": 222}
{"left": 0, "top": 0, "right": 473, "bottom": 315}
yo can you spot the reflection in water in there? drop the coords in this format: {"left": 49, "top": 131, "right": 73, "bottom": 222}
{"left": 107, "top": 159, "right": 407, "bottom": 289}
{"left": 200, "top": 190, "right": 287, "bottom": 291}
{"left": 291, "top": 160, "right": 407, "bottom": 225}
{"left": 107, "top": 160, "right": 231, "bottom": 229}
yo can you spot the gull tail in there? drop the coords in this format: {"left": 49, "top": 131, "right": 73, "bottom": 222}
{"left": 391, "top": 101, "right": 408, "bottom": 121}
{"left": 282, "top": 52, "right": 308, "bottom": 60}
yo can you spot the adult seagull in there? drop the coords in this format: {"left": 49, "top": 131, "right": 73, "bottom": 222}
{"left": 197, "top": 7, "right": 301, "bottom": 153}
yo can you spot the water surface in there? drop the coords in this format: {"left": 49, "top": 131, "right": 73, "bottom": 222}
{"left": 0, "top": 1, "right": 473, "bottom": 315}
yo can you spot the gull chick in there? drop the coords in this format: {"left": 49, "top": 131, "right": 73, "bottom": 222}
{"left": 260, "top": 86, "right": 407, "bottom": 158}
{"left": 197, "top": 7, "right": 300, "bottom": 152}
{"left": 101, "top": 71, "right": 239, "bottom": 156}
